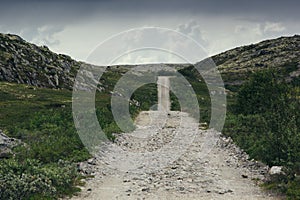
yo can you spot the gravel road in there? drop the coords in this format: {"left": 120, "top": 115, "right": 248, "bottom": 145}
{"left": 69, "top": 76, "right": 279, "bottom": 200}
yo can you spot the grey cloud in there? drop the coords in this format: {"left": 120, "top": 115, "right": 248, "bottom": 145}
{"left": 30, "top": 25, "right": 64, "bottom": 46}
{"left": 0, "top": 0, "right": 100, "bottom": 41}
{"left": 87, "top": 27, "right": 208, "bottom": 65}
{"left": 235, "top": 22, "right": 286, "bottom": 38}
{"left": 1, "top": 1, "right": 298, "bottom": 36}
{"left": 0, "top": 0, "right": 298, "bottom": 63}
{"left": 177, "top": 21, "right": 208, "bottom": 48}
{"left": 1, "top": 0, "right": 299, "bottom": 23}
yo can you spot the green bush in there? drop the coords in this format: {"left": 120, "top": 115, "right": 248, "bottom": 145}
{"left": 287, "top": 177, "right": 300, "bottom": 200}
{"left": 0, "top": 158, "right": 80, "bottom": 200}
{"left": 235, "top": 70, "right": 287, "bottom": 115}
{"left": 224, "top": 69, "right": 300, "bottom": 198}
{"left": 228, "top": 69, "right": 299, "bottom": 166}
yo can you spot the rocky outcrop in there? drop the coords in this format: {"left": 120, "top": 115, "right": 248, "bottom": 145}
{"left": 1, "top": 33, "right": 300, "bottom": 89}
{"left": 0, "top": 33, "right": 82, "bottom": 89}
{"left": 0, "top": 130, "right": 20, "bottom": 158}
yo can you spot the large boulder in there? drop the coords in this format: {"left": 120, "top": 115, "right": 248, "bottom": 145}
{"left": 0, "top": 130, "right": 20, "bottom": 158}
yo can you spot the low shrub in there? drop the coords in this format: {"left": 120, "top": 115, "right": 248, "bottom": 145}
{"left": 0, "top": 158, "right": 80, "bottom": 200}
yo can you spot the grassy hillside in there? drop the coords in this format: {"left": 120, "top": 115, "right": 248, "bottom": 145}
{"left": 0, "top": 33, "right": 300, "bottom": 199}
{"left": 212, "top": 35, "right": 300, "bottom": 86}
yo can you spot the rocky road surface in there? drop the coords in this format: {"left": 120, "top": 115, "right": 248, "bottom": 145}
{"left": 69, "top": 76, "right": 279, "bottom": 200}
{"left": 70, "top": 110, "right": 279, "bottom": 200}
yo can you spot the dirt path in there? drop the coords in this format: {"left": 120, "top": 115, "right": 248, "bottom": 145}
{"left": 70, "top": 111, "right": 279, "bottom": 200}
{"left": 69, "top": 77, "right": 279, "bottom": 200}
{"left": 157, "top": 76, "right": 170, "bottom": 112}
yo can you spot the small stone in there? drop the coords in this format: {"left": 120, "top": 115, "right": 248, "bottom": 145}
{"left": 141, "top": 188, "right": 150, "bottom": 192}
{"left": 87, "top": 158, "right": 97, "bottom": 165}
{"left": 269, "top": 166, "right": 284, "bottom": 175}
{"left": 187, "top": 178, "right": 193, "bottom": 183}
{"left": 242, "top": 174, "right": 248, "bottom": 178}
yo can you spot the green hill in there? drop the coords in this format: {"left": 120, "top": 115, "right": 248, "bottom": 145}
{"left": 0, "top": 33, "right": 299, "bottom": 199}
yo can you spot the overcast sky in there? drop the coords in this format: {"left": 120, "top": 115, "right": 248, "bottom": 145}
{"left": 0, "top": 0, "right": 299, "bottom": 65}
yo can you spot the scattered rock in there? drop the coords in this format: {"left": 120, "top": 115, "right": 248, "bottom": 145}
{"left": 141, "top": 187, "right": 150, "bottom": 192}
{"left": 269, "top": 166, "right": 284, "bottom": 175}
{"left": 87, "top": 157, "right": 97, "bottom": 165}
{"left": 0, "top": 130, "right": 20, "bottom": 158}
{"left": 0, "top": 147, "right": 13, "bottom": 158}
{"left": 77, "top": 162, "right": 95, "bottom": 175}
{"left": 242, "top": 174, "right": 248, "bottom": 178}
{"left": 71, "top": 112, "right": 276, "bottom": 200}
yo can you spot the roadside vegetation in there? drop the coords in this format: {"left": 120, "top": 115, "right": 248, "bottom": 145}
{"left": 1, "top": 64, "right": 299, "bottom": 199}
{"left": 0, "top": 69, "right": 162, "bottom": 199}
{"left": 223, "top": 69, "right": 300, "bottom": 199}
{"left": 0, "top": 83, "right": 87, "bottom": 199}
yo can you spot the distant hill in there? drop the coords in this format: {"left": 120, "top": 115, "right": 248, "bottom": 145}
{"left": 0, "top": 33, "right": 81, "bottom": 89}
{"left": 0, "top": 33, "right": 299, "bottom": 89}
{"left": 211, "top": 35, "right": 300, "bottom": 85}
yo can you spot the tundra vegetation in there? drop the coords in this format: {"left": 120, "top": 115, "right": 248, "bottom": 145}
{"left": 0, "top": 33, "right": 300, "bottom": 199}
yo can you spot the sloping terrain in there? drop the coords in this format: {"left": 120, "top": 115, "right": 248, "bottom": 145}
{"left": 211, "top": 35, "right": 300, "bottom": 85}
{"left": 0, "top": 33, "right": 79, "bottom": 88}
{"left": 0, "top": 33, "right": 299, "bottom": 89}
{"left": 0, "top": 33, "right": 299, "bottom": 199}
